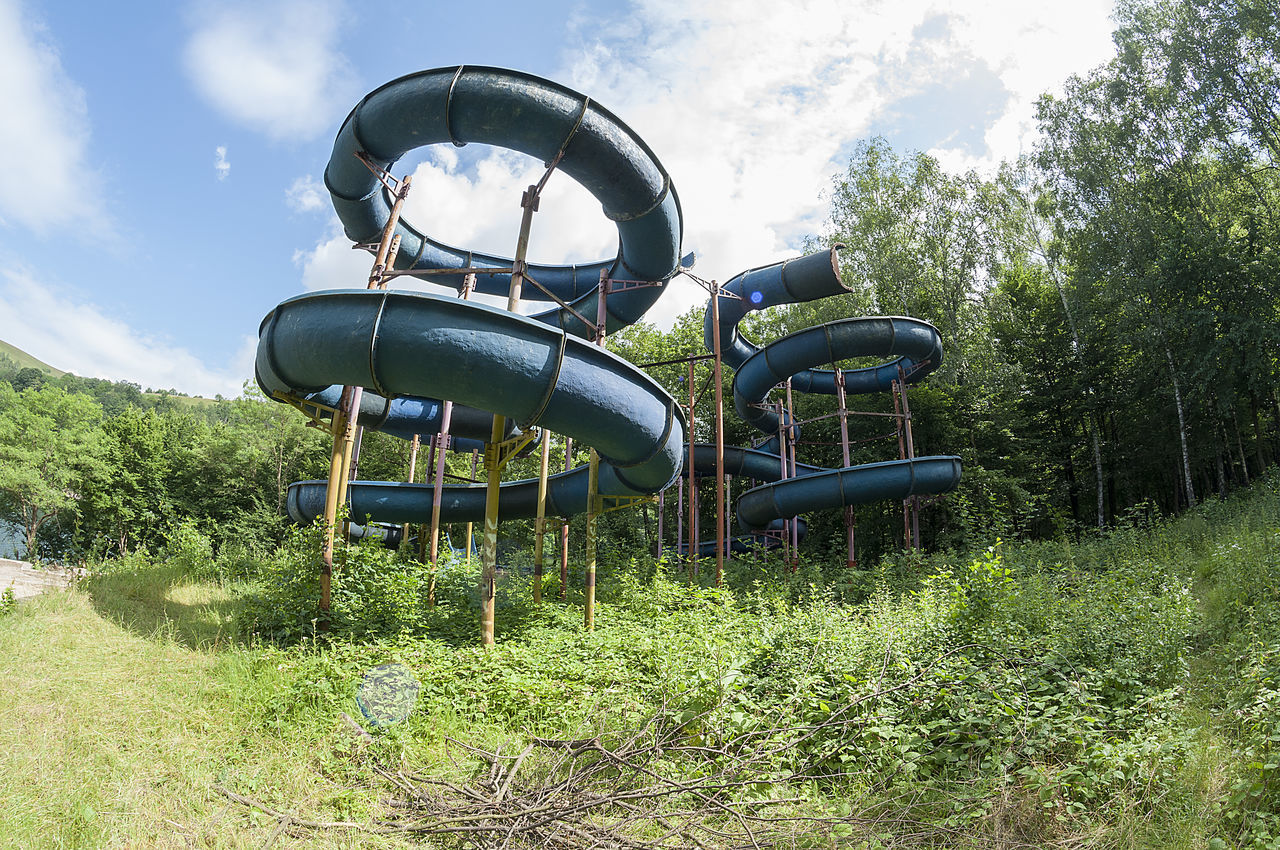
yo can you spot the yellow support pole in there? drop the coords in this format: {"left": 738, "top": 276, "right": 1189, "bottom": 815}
{"left": 480, "top": 185, "right": 538, "bottom": 646}
{"left": 333, "top": 387, "right": 363, "bottom": 539}
{"left": 532, "top": 428, "right": 551, "bottom": 604}
{"left": 318, "top": 389, "right": 352, "bottom": 625}
{"left": 584, "top": 448, "right": 599, "bottom": 631}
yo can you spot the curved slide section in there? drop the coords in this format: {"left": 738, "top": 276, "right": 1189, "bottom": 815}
{"left": 704, "top": 247, "right": 962, "bottom": 533}
{"left": 259, "top": 289, "right": 686, "bottom": 523}
{"left": 264, "top": 67, "right": 690, "bottom": 530}
{"left": 326, "top": 65, "right": 686, "bottom": 340}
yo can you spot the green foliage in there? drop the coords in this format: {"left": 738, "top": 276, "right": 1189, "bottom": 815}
{"left": 0, "top": 586, "right": 15, "bottom": 616}
{"left": 239, "top": 520, "right": 440, "bottom": 642}
{"left": 160, "top": 520, "right": 216, "bottom": 580}
{"left": 0, "top": 383, "right": 107, "bottom": 560}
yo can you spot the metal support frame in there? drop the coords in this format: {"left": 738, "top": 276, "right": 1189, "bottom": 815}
{"left": 686, "top": 358, "right": 698, "bottom": 579}
{"left": 480, "top": 184, "right": 539, "bottom": 646}
{"left": 532, "top": 428, "right": 551, "bottom": 604}
{"left": 835, "top": 369, "right": 857, "bottom": 571}
{"left": 317, "top": 171, "right": 413, "bottom": 627}
{"left": 785, "top": 379, "right": 799, "bottom": 568}
{"left": 559, "top": 436, "right": 572, "bottom": 601}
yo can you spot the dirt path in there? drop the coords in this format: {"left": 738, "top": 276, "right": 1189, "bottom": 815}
{"left": 0, "top": 558, "right": 77, "bottom": 599}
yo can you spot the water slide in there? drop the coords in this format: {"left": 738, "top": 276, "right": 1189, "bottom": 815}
{"left": 702, "top": 247, "right": 962, "bottom": 534}
{"left": 261, "top": 66, "right": 960, "bottom": 548}
{"left": 260, "top": 67, "right": 688, "bottom": 524}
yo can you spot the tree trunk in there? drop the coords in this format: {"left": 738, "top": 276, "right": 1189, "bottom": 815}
{"left": 1233, "top": 408, "right": 1251, "bottom": 485}
{"left": 1106, "top": 413, "right": 1118, "bottom": 525}
{"left": 1090, "top": 423, "right": 1105, "bottom": 527}
{"left": 1036, "top": 213, "right": 1106, "bottom": 528}
{"left": 1250, "top": 393, "right": 1267, "bottom": 471}
{"left": 1164, "top": 344, "right": 1196, "bottom": 508}
{"left": 1061, "top": 421, "right": 1080, "bottom": 524}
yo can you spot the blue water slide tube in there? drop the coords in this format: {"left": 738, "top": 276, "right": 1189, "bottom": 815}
{"left": 698, "top": 246, "right": 962, "bottom": 533}
{"left": 325, "top": 65, "right": 686, "bottom": 338}
{"left": 263, "top": 67, "right": 689, "bottom": 527}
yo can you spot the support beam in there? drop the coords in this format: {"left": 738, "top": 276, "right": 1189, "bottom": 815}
{"left": 585, "top": 448, "right": 600, "bottom": 631}
{"left": 532, "top": 427, "right": 551, "bottom": 604}
{"left": 710, "top": 281, "right": 726, "bottom": 586}
{"left": 481, "top": 185, "right": 539, "bottom": 646}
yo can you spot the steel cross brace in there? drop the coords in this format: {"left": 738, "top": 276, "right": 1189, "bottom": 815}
{"left": 273, "top": 391, "right": 340, "bottom": 433}
{"left": 484, "top": 429, "right": 540, "bottom": 473}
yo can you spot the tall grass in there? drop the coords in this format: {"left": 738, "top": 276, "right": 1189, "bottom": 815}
{"left": 3, "top": 471, "right": 1280, "bottom": 846}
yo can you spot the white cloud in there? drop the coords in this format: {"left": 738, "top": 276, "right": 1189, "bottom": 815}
{"left": 291, "top": 0, "right": 1117, "bottom": 329}
{"left": 924, "top": 0, "right": 1117, "bottom": 173}
{"left": 292, "top": 151, "right": 617, "bottom": 312}
{"left": 0, "top": 0, "right": 110, "bottom": 235}
{"left": 183, "top": 0, "right": 356, "bottom": 141}
{"left": 293, "top": 218, "right": 373, "bottom": 291}
{"left": 551, "top": 0, "right": 1117, "bottom": 324}
{"left": 556, "top": 0, "right": 929, "bottom": 324}
{"left": 0, "top": 269, "right": 251, "bottom": 398}
{"left": 214, "top": 145, "right": 230, "bottom": 180}
{"left": 285, "top": 174, "right": 326, "bottom": 213}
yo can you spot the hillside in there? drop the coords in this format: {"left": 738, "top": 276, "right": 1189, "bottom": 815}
{"left": 0, "top": 339, "right": 65, "bottom": 377}
{"left": 0, "top": 338, "right": 216, "bottom": 407}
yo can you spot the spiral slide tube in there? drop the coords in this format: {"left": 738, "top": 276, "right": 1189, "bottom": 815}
{"left": 675, "top": 443, "right": 810, "bottom": 556}
{"left": 263, "top": 67, "right": 687, "bottom": 528}
{"left": 702, "top": 247, "right": 962, "bottom": 533}
{"left": 325, "top": 65, "right": 688, "bottom": 339}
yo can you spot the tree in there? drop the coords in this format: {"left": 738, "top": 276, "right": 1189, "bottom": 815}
{"left": 0, "top": 385, "right": 105, "bottom": 560}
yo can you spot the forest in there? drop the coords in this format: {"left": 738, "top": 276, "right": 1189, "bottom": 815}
{"left": 2, "top": 0, "right": 1280, "bottom": 846}
{"left": 1, "top": 0, "right": 1275, "bottom": 570}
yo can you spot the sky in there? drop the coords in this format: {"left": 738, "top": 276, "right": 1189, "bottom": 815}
{"left": 0, "top": 0, "right": 1118, "bottom": 398}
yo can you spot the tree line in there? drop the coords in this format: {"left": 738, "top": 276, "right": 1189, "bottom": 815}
{"left": 0, "top": 0, "right": 1274, "bottom": 568}
{"left": 608, "top": 0, "right": 1280, "bottom": 563}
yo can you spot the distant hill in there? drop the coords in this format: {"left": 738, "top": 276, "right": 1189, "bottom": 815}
{"left": 0, "top": 339, "right": 66, "bottom": 378}
{"left": 0, "top": 339, "right": 217, "bottom": 406}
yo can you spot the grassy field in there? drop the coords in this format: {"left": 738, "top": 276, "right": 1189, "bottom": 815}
{"left": 0, "top": 339, "right": 65, "bottom": 378}
{"left": 4, "top": 477, "right": 1280, "bottom": 848}
{"left": 0, "top": 577, "right": 400, "bottom": 848}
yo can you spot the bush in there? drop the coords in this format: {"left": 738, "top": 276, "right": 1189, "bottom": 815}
{"left": 160, "top": 521, "right": 216, "bottom": 580}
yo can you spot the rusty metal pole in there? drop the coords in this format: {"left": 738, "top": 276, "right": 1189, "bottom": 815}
{"left": 898, "top": 365, "right": 920, "bottom": 549}
{"left": 585, "top": 448, "right": 600, "bottom": 631}
{"left": 582, "top": 272, "right": 608, "bottom": 629}
{"left": 532, "top": 427, "right": 551, "bottom": 604}
{"left": 334, "top": 386, "right": 363, "bottom": 536}
{"left": 341, "top": 197, "right": 408, "bottom": 536}
{"left": 559, "top": 435, "right": 572, "bottom": 600}
{"left": 426, "top": 404, "right": 453, "bottom": 605}
{"left": 686, "top": 358, "right": 697, "bottom": 579}
{"left": 319, "top": 175, "right": 411, "bottom": 621}
{"left": 777, "top": 400, "right": 789, "bottom": 566}
{"left": 318, "top": 386, "right": 353, "bottom": 624}
{"left": 785, "top": 379, "right": 799, "bottom": 568}
{"left": 725, "top": 474, "right": 732, "bottom": 559}
{"left": 480, "top": 185, "right": 539, "bottom": 646}
{"left": 676, "top": 482, "right": 684, "bottom": 559}
{"left": 835, "top": 370, "right": 857, "bottom": 570}
{"left": 466, "top": 449, "right": 478, "bottom": 566}
{"left": 406, "top": 434, "right": 420, "bottom": 483}
{"left": 401, "top": 433, "right": 421, "bottom": 553}
{"left": 425, "top": 273, "right": 474, "bottom": 602}
{"left": 891, "top": 380, "right": 911, "bottom": 549}
{"left": 710, "top": 282, "right": 726, "bottom": 587}
{"left": 419, "top": 435, "right": 437, "bottom": 562}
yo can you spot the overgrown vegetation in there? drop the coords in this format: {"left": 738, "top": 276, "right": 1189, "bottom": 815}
{"left": 0, "top": 471, "right": 1273, "bottom": 846}
{"left": 1, "top": 0, "right": 1278, "bottom": 844}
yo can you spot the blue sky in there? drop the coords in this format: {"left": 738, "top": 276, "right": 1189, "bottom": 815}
{"left": 0, "top": 0, "right": 1116, "bottom": 397}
